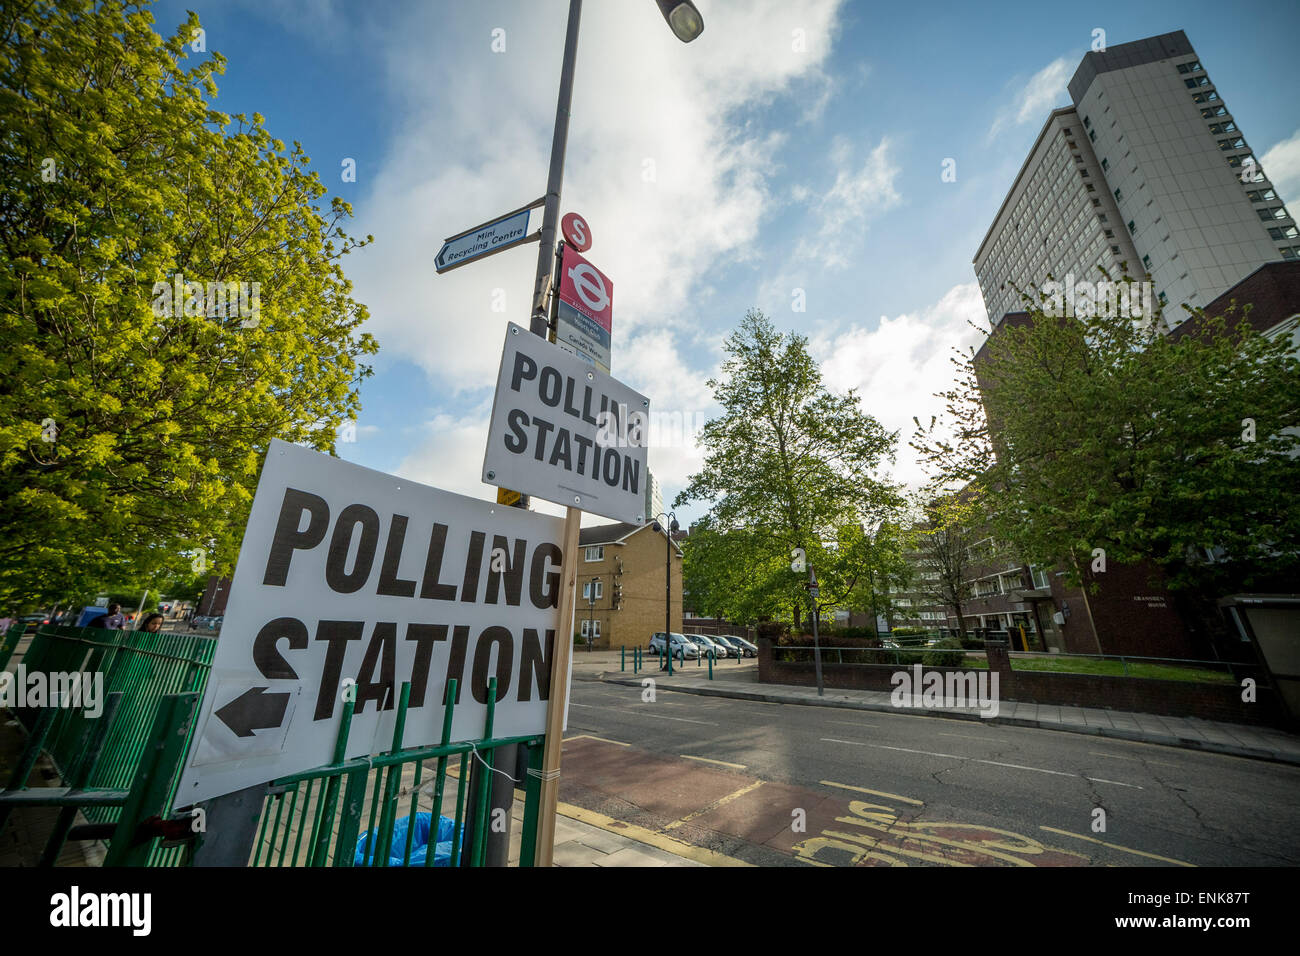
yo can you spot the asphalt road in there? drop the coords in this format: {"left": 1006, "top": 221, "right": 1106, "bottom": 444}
{"left": 557, "top": 678, "right": 1300, "bottom": 867}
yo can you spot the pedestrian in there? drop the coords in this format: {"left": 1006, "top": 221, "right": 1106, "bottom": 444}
{"left": 140, "top": 613, "right": 165, "bottom": 633}
{"left": 103, "top": 603, "right": 127, "bottom": 629}
{"left": 0, "top": 614, "right": 14, "bottom": 633}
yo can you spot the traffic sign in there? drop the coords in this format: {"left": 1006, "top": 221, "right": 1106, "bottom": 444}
{"left": 435, "top": 200, "right": 542, "bottom": 274}
{"left": 175, "top": 439, "right": 568, "bottom": 803}
{"left": 561, "top": 212, "right": 592, "bottom": 252}
{"left": 497, "top": 487, "right": 522, "bottom": 507}
{"left": 555, "top": 246, "right": 613, "bottom": 373}
{"left": 483, "top": 323, "right": 648, "bottom": 524}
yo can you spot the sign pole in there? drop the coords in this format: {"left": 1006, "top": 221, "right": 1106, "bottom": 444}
{"left": 530, "top": 0, "right": 582, "bottom": 338}
{"left": 534, "top": 505, "right": 582, "bottom": 866}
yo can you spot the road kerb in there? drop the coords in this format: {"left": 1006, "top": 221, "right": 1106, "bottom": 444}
{"left": 555, "top": 801, "right": 755, "bottom": 867}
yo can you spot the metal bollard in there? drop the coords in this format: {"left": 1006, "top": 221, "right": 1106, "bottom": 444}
{"left": 708, "top": 651, "right": 713, "bottom": 680}
{"left": 621, "top": 646, "right": 625, "bottom": 672}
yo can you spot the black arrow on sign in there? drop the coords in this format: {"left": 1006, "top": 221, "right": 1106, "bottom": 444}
{"left": 216, "top": 686, "right": 290, "bottom": 737}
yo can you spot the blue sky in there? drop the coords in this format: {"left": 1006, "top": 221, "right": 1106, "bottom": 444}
{"left": 151, "top": 0, "right": 1300, "bottom": 526}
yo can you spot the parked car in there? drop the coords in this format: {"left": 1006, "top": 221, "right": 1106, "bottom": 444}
{"left": 648, "top": 632, "right": 699, "bottom": 660}
{"left": 720, "top": 635, "right": 757, "bottom": 658}
{"left": 687, "top": 634, "right": 726, "bottom": 658}
{"left": 709, "top": 635, "right": 739, "bottom": 657}
{"left": 19, "top": 613, "right": 50, "bottom": 633}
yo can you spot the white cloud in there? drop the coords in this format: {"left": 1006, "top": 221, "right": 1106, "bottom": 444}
{"left": 986, "top": 57, "right": 1070, "bottom": 143}
{"left": 1260, "top": 128, "right": 1300, "bottom": 206}
{"left": 811, "top": 282, "right": 988, "bottom": 489}
{"left": 793, "top": 136, "right": 901, "bottom": 268}
{"left": 346, "top": 0, "right": 846, "bottom": 399}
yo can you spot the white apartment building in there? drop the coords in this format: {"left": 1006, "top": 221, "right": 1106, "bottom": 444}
{"left": 975, "top": 31, "right": 1296, "bottom": 330}
{"left": 642, "top": 469, "right": 662, "bottom": 523}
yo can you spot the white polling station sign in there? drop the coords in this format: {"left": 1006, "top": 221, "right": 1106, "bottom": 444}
{"left": 175, "top": 439, "right": 569, "bottom": 804}
{"left": 483, "top": 323, "right": 649, "bottom": 524}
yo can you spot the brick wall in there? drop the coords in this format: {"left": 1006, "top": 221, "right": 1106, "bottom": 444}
{"left": 757, "top": 637, "right": 1284, "bottom": 728}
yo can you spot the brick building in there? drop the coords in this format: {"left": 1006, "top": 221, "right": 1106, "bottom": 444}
{"left": 575, "top": 522, "right": 681, "bottom": 649}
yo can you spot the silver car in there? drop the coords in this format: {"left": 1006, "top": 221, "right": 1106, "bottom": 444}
{"left": 688, "top": 634, "right": 727, "bottom": 658}
{"left": 649, "top": 632, "right": 699, "bottom": 660}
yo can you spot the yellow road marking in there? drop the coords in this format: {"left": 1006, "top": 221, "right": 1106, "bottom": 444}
{"left": 664, "top": 780, "right": 765, "bottom": 831}
{"left": 681, "top": 755, "right": 747, "bottom": 769}
{"left": 820, "top": 780, "right": 924, "bottom": 806}
{"left": 563, "top": 734, "right": 630, "bottom": 746}
{"left": 555, "top": 802, "right": 754, "bottom": 866}
{"left": 1038, "top": 826, "right": 1196, "bottom": 866}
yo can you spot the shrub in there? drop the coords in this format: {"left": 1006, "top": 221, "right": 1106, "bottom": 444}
{"left": 923, "top": 637, "right": 966, "bottom": 668}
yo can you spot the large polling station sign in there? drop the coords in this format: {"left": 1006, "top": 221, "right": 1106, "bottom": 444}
{"left": 176, "top": 439, "right": 567, "bottom": 804}
{"left": 554, "top": 246, "right": 613, "bottom": 374}
{"left": 483, "top": 323, "right": 649, "bottom": 524}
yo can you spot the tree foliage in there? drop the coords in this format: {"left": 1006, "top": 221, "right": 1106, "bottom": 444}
{"left": 0, "top": 1, "right": 378, "bottom": 610}
{"left": 912, "top": 275, "right": 1300, "bottom": 596}
{"left": 677, "top": 310, "right": 903, "bottom": 625}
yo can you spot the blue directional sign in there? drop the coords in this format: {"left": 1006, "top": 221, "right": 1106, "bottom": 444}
{"left": 435, "top": 206, "right": 536, "bottom": 274}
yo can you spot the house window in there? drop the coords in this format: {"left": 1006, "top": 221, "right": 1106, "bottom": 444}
{"left": 1089, "top": 129, "right": 1097, "bottom": 143}
{"left": 1247, "top": 188, "right": 1277, "bottom": 202}
{"left": 584, "top": 546, "right": 604, "bottom": 562}
{"left": 582, "top": 579, "right": 603, "bottom": 600}
{"left": 1128, "top": 219, "right": 1136, "bottom": 234}
{"left": 1114, "top": 188, "right": 1123, "bottom": 202}
{"left": 1184, "top": 76, "right": 1210, "bottom": 88}
{"left": 580, "top": 619, "right": 601, "bottom": 639}
{"left": 1218, "top": 137, "right": 1246, "bottom": 151}
{"left": 1083, "top": 116, "right": 1091, "bottom": 128}
{"left": 1269, "top": 225, "right": 1300, "bottom": 239}
{"left": 1142, "top": 254, "right": 1152, "bottom": 270}
{"left": 1101, "top": 158, "right": 1109, "bottom": 172}
{"left": 1176, "top": 61, "right": 1202, "bottom": 74}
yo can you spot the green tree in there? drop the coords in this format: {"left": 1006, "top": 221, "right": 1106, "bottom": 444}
{"left": 676, "top": 310, "right": 903, "bottom": 627}
{"left": 0, "top": 1, "right": 377, "bottom": 610}
{"left": 912, "top": 275, "right": 1300, "bottom": 601}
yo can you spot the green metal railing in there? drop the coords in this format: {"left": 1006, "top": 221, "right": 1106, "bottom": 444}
{"left": 10, "top": 625, "right": 215, "bottom": 827}
{"left": 0, "top": 690, "right": 200, "bottom": 866}
{"left": 247, "top": 677, "right": 547, "bottom": 867}
{"left": 3, "top": 623, "right": 549, "bottom": 867}
{"left": 2, "top": 622, "right": 214, "bottom": 865}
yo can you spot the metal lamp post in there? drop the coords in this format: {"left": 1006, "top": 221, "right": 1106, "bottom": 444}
{"left": 508, "top": 0, "right": 703, "bottom": 871}
{"left": 528, "top": 0, "right": 704, "bottom": 339}
{"left": 651, "top": 512, "right": 679, "bottom": 675}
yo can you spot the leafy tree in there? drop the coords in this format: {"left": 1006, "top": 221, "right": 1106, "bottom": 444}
{"left": 908, "top": 493, "right": 981, "bottom": 638}
{"left": 0, "top": 1, "right": 377, "bottom": 610}
{"left": 912, "top": 274, "right": 1300, "bottom": 601}
{"left": 676, "top": 310, "right": 902, "bottom": 627}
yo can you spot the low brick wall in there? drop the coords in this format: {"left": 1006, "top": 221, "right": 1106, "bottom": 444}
{"left": 757, "top": 638, "right": 1283, "bottom": 727}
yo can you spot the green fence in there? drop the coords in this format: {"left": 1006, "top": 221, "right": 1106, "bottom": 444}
{"left": 246, "top": 678, "right": 547, "bottom": 867}
{"left": 2, "top": 623, "right": 551, "bottom": 867}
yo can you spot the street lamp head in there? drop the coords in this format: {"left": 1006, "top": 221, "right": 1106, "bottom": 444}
{"left": 670, "top": 517, "right": 680, "bottom": 533}
{"left": 655, "top": 0, "right": 704, "bottom": 42}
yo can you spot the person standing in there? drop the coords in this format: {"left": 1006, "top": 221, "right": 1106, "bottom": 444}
{"left": 103, "top": 604, "right": 127, "bottom": 629}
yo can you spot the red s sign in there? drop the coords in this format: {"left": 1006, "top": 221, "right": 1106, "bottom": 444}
{"left": 561, "top": 212, "right": 592, "bottom": 252}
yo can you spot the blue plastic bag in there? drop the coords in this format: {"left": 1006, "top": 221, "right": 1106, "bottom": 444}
{"left": 354, "top": 811, "right": 460, "bottom": 867}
